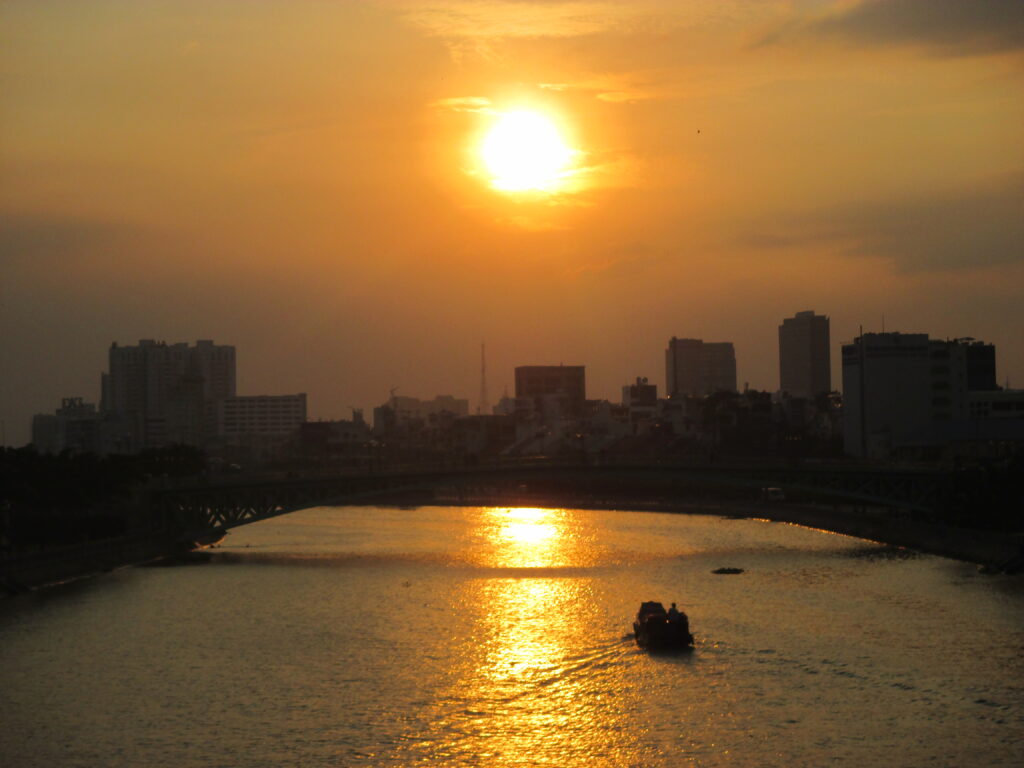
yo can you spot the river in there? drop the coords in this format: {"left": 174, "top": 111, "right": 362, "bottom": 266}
{"left": 2, "top": 505, "right": 1022, "bottom": 767}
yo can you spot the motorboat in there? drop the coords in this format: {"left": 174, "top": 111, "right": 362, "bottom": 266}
{"left": 634, "top": 601, "right": 694, "bottom": 650}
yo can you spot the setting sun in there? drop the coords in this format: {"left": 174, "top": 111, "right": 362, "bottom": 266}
{"left": 480, "top": 110, "right": 575, "bottom": 192}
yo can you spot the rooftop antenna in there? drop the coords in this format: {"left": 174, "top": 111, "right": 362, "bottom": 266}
{"left": 478, "top": 342, "right": 490, "bottom": 415}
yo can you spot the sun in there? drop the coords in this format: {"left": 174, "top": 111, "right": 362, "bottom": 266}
{"left": 480, "top": 110, "right": 575, "bottom": 192}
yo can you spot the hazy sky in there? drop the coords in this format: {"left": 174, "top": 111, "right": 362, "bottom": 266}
{"left": 3, "top": 0, "right": 1023, "bottom": 445}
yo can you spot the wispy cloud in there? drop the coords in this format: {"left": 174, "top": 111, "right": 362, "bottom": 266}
{"left": 432, "top": 96, "right": 495, "bottom": 113}
{"left": 759, "top": 0, "right": 1024, "bottom": 57}
{"left": 540, "top": 76, "right": 671, "bottom": 103}
{"left": 738, "top": 170, "right": 1024, "bottom": 273}
{"left": 390, "top": 1, "right": 643, "bottom": 40}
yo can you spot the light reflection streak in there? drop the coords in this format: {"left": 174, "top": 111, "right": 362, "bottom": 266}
{"left": 411, "top": 507, "right": 639, "bottom": 765}
{"left": 487, "top": 506, "right": 561, "bottom": 568}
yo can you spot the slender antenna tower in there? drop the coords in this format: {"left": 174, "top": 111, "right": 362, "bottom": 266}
{"left": 479, "top": 342, "right": 490, "bottom": 415}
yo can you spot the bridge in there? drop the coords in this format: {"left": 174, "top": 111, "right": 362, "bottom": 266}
{"left": 145, "top": 459, "right": 960, "bottom": 544}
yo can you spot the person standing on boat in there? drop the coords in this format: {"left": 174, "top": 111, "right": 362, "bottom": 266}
{"left": 668, "top": 603, "right": 681, "bottom": 620}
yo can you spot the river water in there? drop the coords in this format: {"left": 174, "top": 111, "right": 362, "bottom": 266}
{"left": 2, "top": 505, "right": 1022, "bottom": 767}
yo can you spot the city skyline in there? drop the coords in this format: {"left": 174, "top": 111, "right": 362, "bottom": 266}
{"left": 23, "top": 318, "right": 1018, "bottom": 443}
{"left": 3, "top": 1, "right": 1023, "bottom": 446}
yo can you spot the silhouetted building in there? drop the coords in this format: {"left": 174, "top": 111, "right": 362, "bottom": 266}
{"left": 216, "top": 394, "right": 307, "bottom": 464}
{"left": 30, "top": 397, "right": 101, "bottom": 454}
{"left": 373, "top": 394, "right": 470, "bottom": 435}
{"left": 665, "top": 338, "right": 736, "bottom": 396}
{"left": 493, "top": 391, "right": 526, "bottom": 417}
{"left": 514, "top": 365, "right": 586, "bottom": 420}
{"left": 963, "top": 340, "right": 998, "bottom": 391}
{"left": 968, "top": 389, "right": 1024, "bottom": 420}
{"left": 842, "top": 333, "right": 932, "bottom": 458}
{"left": 371, "top": 394, "right": 471, "bottom": 453}
{"left": 622, "top": 377, "right": 658, "bottom": 431}
{"left": 391, "top": 395, "right": 469, "bottom": 423}
{"left": 779, "top": 311, "right": 831, "bottom": 398}
{"left": 622, "top": 377, "right": 657, "bottom": 408}
{"left": 842, "top": 333, "right": 1011, "bottom": 459}
{"left": 299, "top": 411, "right": 371, "bottom": 463}
{"left": 30, "top": 414, "right": 59, "bottom": 454}
{"left": 218, "top": 394, "right": 307, "bottom": 438}
{"left": 452, "top": 414, "right": 516, "bottom": 456}
{"left": 102, "top": 339, "right": 236, "bottom": 450}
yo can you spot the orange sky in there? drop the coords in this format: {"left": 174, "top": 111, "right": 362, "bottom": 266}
{"left": 2, "top": 1, "right": 1023, "bottom": 443}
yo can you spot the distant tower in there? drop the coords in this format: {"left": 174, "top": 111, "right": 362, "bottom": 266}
{"left": 478, "top": 342, "right": 491, "bottom": 415}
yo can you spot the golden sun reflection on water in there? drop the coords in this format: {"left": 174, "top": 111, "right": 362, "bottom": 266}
{"left": 489, "top": 507, "right": 560, "bottom": 568}
{"left": 413, "top": 507, "right": 638, "bottom": 765}
{"left": 470, "top": 505, "right": 606, "bottom": 570}
{"left": 432, "top": 574, "right": 637, "bottom": 766}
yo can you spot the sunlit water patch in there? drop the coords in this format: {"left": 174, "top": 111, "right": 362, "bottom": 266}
{"left": 2, "top": 505, "right": 1022, "bottom": 767}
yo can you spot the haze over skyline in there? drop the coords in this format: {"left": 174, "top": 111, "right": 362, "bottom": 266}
{"left": 3, "top": 0, "right": 1023, "bottom": 446}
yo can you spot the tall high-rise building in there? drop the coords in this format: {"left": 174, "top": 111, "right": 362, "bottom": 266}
{"left": 665, "top": 338, "right": 736, "bottom": 397}
{"left": 778, "top": 311, "right": 831, "bottom": 398}
{"left": 102, "top": 339, "right": 236, "bottom": 450}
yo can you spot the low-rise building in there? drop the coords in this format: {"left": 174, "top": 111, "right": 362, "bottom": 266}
{"left": 622, "top": 377, "right": 658, "bottom": 432}
{"left": 215, "top": 394, "right": 307, "bottom": 464}
{"left": 374, "top": 394, "right": 470, "bottom": 434}
{"left": 514, "top": 365, "right": 586, "bottom": 421}
{"left": 30, "top": 398, "right": 101, "bottom": 455}
{"left": 218, "top": 394, "right": 308, "bottom": 438}
{"left": 299, "top": 411, "right": 372, "bottom": 464}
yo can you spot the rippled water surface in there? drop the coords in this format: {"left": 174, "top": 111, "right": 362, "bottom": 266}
{"left": 2, "top": 506, "right": 1023, "bottom": 767}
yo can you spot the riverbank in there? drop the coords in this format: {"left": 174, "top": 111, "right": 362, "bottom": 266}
{"left": 729, "top": 502, "right": 1024, "bottom": 573}
{"left": 0, "top": 531, "right": 224, "bottom": 595}
{"left": 5, "top": 495, "right": 1020, "bottom": 597}
{"left": 430, "top": 493, "right": 1024, "bottom": 573}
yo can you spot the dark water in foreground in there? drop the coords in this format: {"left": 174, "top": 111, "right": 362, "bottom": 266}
{"left": 2, "top": 505, "right": 1023, "bottom": 767}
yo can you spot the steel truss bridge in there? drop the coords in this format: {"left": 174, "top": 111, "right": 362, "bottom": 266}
{"left": 145, "top": 460, "right": 958, "bottom": 544}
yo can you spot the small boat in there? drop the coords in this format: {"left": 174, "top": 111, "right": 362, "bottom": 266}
{"left": 633, "top": 601, "right": 694, "bottom": 650}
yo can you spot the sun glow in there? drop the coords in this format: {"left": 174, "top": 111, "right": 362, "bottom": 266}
{"left": 480, "top": 110, "right": 576, "bottom": 192}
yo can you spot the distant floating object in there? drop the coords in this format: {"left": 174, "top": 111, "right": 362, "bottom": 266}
{"left": 712, "top": 567, "right": 744, "bottom": 575}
